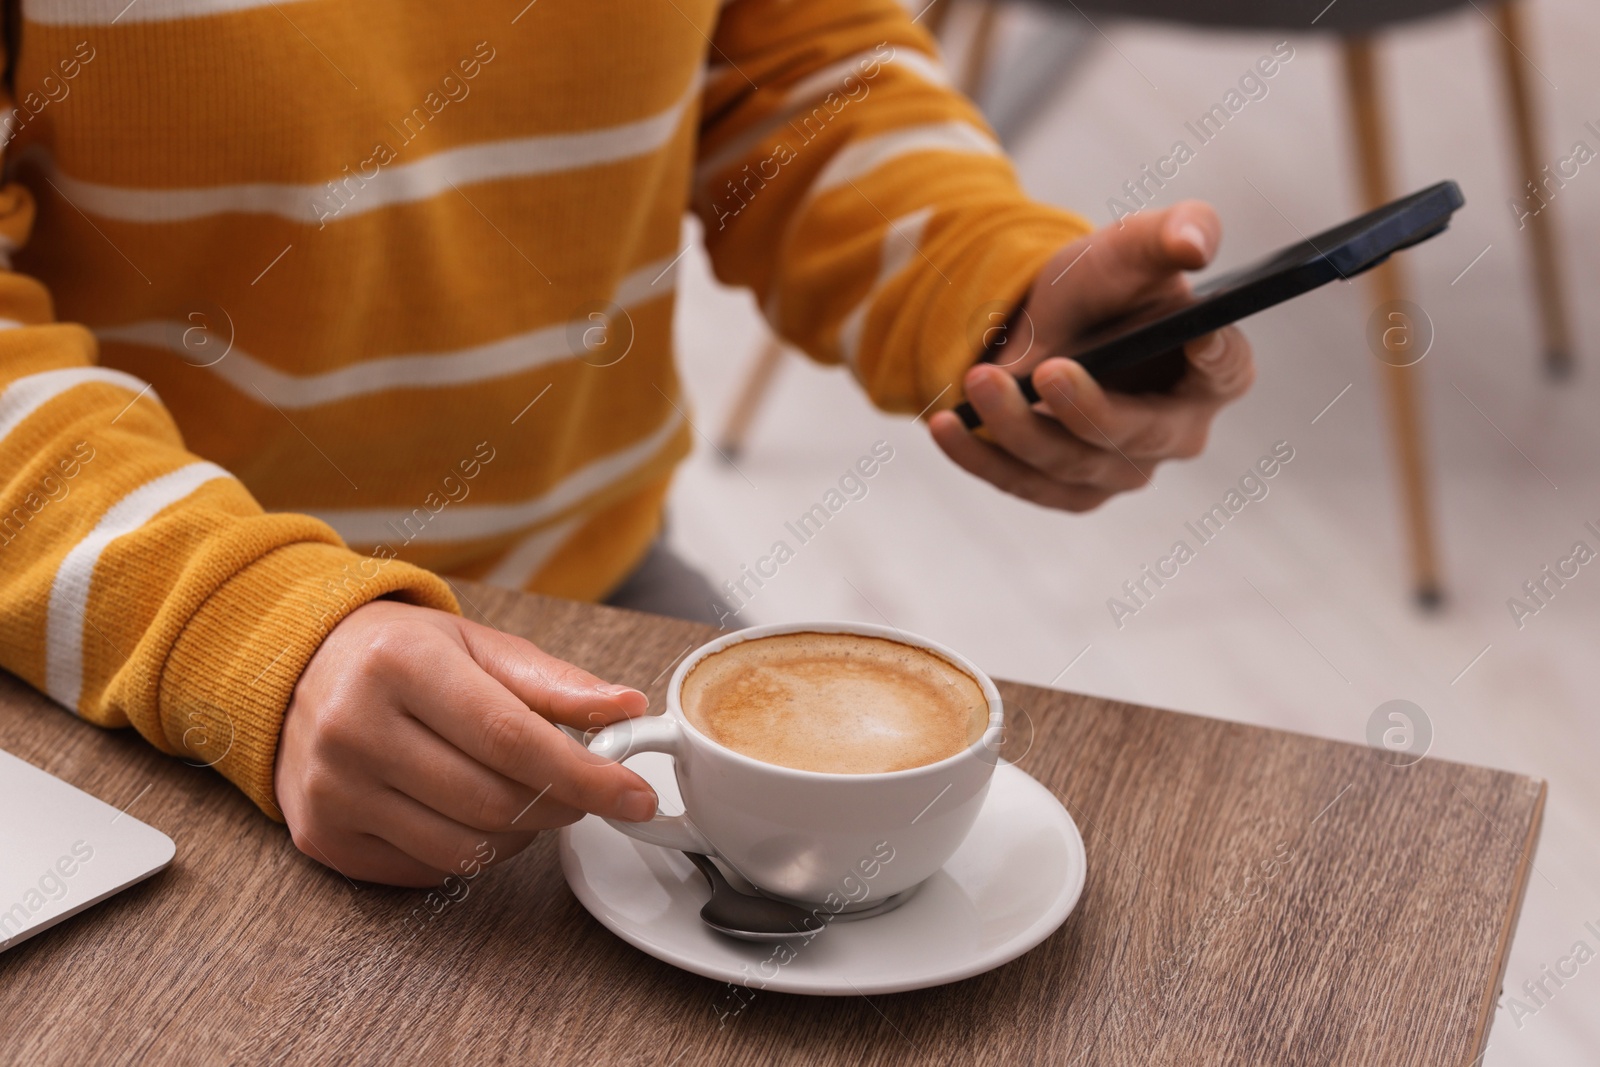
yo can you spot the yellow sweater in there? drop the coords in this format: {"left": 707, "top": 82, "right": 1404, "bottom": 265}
{"left": 0, "top": 0, "right": 1087, "bottom": 818}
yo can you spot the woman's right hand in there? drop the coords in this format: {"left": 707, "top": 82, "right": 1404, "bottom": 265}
{"left": 273, "top": 599, "right": 657, "bottom": 886}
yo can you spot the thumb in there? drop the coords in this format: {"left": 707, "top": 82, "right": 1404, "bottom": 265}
{"left": 1112, "top": 199, "right": 1219, "bottom": 276}
{"left": 1025, "top": 200, "right": 1222, "bottom": 342}
{"left": 456, "top": 617, "right": 649, "bottom": 731}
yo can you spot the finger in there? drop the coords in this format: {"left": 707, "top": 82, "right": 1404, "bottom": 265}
{"left": 375, "top": 713, "right": 588, "bottom": 833}
{"left": 1163, "top": 200, "right": 1221, "bottom": 269}
{"left": 1175, "top": 325, "right": 1255, "bottom": 404}
{"left": 1030, "top": 359, "right": 1168, "bottom": 473}
{"left": 1108, "top": 199, "right": 1219, "bottom": 275}
{"left": 1037, "top": 358, "right": 1214, "bottom": 461}
{"left": 400, "top": 644, "right": 658, "bottom": 821}
{"left": 1031, "top": 201, "right": 1220, "bottom": 338}
{"left": 458, "top": 618, "right": 649, "bottom": 730}
{"left": 929, "top": 411, "right": 1118, "bottom": 512}
{"left": 361, "top": 788, "right": 543, "bottom": 879}
{"left": 284, "top": 816, "right": 443, "bottom": 888}
{"left": 960, "top": 364, "right": 1151, "bottom": 491}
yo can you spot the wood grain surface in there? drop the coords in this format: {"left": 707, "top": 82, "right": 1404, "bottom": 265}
{"left": 0, "top": 581, "right": 1544, "bottom": 1066}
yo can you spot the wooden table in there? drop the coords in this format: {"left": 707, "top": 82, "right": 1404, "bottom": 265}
{"left": 0, "top": 582, "right": 1544, "bottom": 1065}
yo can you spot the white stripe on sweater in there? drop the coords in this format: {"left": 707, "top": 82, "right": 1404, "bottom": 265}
{"left": 809, "top": 121, "right": 999, "bottom": 197}
{"left": 837, "top": 206, "right": 933, "bottom": 369}
{"left": 97, "top": 254, "right": 680, "bottom": 409}
{"left": 21, "top": 74, "right": 699, "bottom": 224}
{"left": 0, "top": 366, "right": 157, "bottom": 443}
{"left": 695, "top": 47, "right": 951, "bottom": 185}
{"left": 45, "top": 461, "right": 233, "bottom": 713}
{"left": 481, "top": 514, "right": 586, "bottom": 590}
{"left": 758, "top": 122, "right": 995, "bottom": 328}
{"left": 25, "top": 0, "right": 317, "bottom": 26}
{"left": 313, "top": 410, "right": 684, "bottom": 546}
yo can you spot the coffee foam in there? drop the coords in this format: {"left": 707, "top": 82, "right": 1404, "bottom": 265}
{"left": 680, "top": 632, "right": 990, "bottom": 774}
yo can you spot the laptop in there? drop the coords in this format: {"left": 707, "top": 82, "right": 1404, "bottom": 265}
{"left": 0, "top": 746, "right": 175, "bottom": 953}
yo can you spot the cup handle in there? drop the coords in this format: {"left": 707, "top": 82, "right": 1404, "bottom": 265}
{"left": 586, "top": 716, "right": 714, "bottom": 854}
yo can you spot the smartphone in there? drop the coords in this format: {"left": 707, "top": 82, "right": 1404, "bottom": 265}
{"left": 953, "top": 180, "right": 1465, "bottom": 429}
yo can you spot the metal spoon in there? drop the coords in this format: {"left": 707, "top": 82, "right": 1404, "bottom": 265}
{"left": 682, "top": 851, "right": 825, "bottom": 943}
{"left": 681, "top": 852, "right": 911, "bottom": 942}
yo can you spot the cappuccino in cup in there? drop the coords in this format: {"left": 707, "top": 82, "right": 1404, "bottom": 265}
{"left": 587, "top": 621, "right": 1003, "bottom": 904}
{"left": 680, "top": 632, "right": 988, "bottom": 774}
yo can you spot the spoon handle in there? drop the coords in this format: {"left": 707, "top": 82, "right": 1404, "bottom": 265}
{"left": 683, "top": 849, "right": 724, "bottom": 891}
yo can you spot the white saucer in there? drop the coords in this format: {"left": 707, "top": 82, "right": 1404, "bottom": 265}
{"left": 558, "top": 757, "right": 1087, "bottom": 995}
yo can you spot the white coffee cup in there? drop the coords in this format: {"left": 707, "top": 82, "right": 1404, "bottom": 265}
{"left": 585, "top": 621, "right": 1004, "bottom": 907}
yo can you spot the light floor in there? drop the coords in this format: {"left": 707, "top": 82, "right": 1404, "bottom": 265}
{"left": 667, "top": 2, "right": 1600, "bottom": 1062}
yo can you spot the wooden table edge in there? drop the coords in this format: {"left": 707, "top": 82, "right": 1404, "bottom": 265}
{"left": 28, "top": 580, "right": 1526, "bottom": 1065}
{"left": 1463, "top": 775, "right": 1546, "bottom": 1062}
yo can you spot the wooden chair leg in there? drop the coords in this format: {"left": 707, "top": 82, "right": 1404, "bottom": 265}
{"left": 960, "top": 2, "right": 1004, "bottom": 99}
{"left": 1493, "top": 0, "right": 1574, "bottom": 378}
{"left": 716, "top": 337, "right": 787, "bottom": 461}
{"left": 1342, "top": 37, "right": 1445, "bottom": 608}
{"left": 922, "top": 0, "right": 955, "bottom": 39}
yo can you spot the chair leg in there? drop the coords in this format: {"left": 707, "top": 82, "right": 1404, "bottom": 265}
{"left": 960, "top": 2, "right": 1004, "bottom": 100}
{"left": 1493, "top": 0, "right": 1575, "bottom": 378}
{"left": 716, "top": 337, "right": 787, "bottom": 462}
{"left": 1342, "top": 37, "right": 1445, "bottom": 608}
{"left": 922, "top": 0, "right": 955, "bottom": 39}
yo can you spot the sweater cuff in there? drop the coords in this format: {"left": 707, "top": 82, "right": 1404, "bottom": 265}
{"left": 158, "top": 541, "right": 460, "bottom": 820}
{"left": 915, "top": 207, "right": 1091, "bottom": 416}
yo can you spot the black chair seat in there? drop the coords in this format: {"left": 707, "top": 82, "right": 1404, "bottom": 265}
{"left": 1060, "top": 0, "right": 1471, "bottom": 34}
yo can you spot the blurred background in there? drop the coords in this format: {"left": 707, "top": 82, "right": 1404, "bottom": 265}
{"left": 666, "top": 0, "right": 1600, "bottom": 1061}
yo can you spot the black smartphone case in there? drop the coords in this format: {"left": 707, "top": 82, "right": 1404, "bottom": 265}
{"left": 954, "top": 180, "right": 1465, "bottom": 424}
{"left": 1086, "top": 180, "right": 1465, "bottom": 394}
